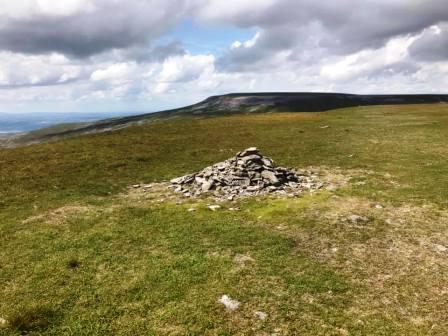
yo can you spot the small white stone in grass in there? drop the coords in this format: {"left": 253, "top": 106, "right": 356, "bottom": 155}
{"left": 219, "top": 295, "right": 241, "bottom": 311}
{"left": 375, "top": 204, "right": 384, "bottom": 209}
{"left": 233, "top": 254, "right": 255, "bottom": 265}
{"left": 348, "top": 214, "right": 369, "bottom": 224}
{"left": 434, "top": 244, "right": 447, "bottom": 253}
{"left": 208, "top": 205, "right": 221, "bottom": 211}
{"left": 0, "top": 317, "right": 7, "bottom": 326}
{"left": 254, "top": 311, "right": 267, "bottom": 320}
{"left": 187, "top": 208, "right": 196, "bottom": 212}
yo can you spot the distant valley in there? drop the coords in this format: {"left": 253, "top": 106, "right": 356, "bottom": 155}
{"left": 2, "top": 92, "right": 448, "bottom": 147}
{"left": 0, "top": 111, "right": 140, "bottom": 134}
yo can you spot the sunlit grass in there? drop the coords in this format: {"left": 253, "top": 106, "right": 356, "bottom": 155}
{"left": 1, "top": 104, "right": 448, "bottom": 334}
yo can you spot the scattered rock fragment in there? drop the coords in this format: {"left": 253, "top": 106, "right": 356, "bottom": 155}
{"left": 233, "top": 254, "right": 255, "bottom": 266}
{"left": 208, "top": 205, "right": 221, "bottom": 211}
{"left": 254, "top": 311, "right": 268, "bottom": 321}
{"left": 434, "top": 244, "right": 447, "bottom": 253}
{"left": 0, "top": 317, "right": 6, "bottom": 326}
{"left": 187, "top": 208, "right": 196, "bottom": 212}
{"left": 347, "top": 214, "right": 370, "bottom": 224}
{"left": 170, "top": 147, "right": 323, "bottom": 199}
{"left": 330, "top": 247, "right": 339, "bottom": 253}
{"left": 219, "top": 295, "right": 241, "bottom": 311}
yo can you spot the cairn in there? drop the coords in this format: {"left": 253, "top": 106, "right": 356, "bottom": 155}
{"left": 170, "top": 147, "right": 323, "bottom": 199}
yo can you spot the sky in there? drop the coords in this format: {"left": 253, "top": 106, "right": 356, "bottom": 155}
{"left": 0, "top": 0, "right": 447, "bottom": 113}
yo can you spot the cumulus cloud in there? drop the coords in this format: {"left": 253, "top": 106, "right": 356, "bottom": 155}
{"left": 1, "top": 0, "right": 448, "bottom": 112}
{"left": 125, "top": 42, "right": 187, "bottom": 63}
{"left": 0, "top": 0, "right": 188, "bottom": 58}
{"left": 152, "top": 54, "right": 215, "bottom": 93}
{"left": 320, "top": 35, "right": 417, "bottom": 81}
{"left": 0, "top": 52, "right": 86, "bottom": 87}
{"left": 409, "top": 24, "right": 448, "bottom": 61}
{"left": 207, "top": 0, "right": 448, "bottom": 71}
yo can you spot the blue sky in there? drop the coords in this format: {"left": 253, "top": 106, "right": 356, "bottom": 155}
{"left": 0, "top": 0, "right": 447, "bottom": 114}
{"left": 164, "top": 20, "right": 256, "bottom": 56}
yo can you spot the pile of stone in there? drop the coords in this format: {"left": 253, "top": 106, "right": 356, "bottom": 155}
{"left": 170, "top": 147, "right": 323, "bottom": 199}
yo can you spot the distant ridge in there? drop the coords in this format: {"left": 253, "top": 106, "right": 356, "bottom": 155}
{"left": 4, "top": 92, "right": 448, "bottom": 147}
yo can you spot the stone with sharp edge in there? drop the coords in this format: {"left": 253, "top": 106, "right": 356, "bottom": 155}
{"left": 169, "top": 148, "right": 323, "bottom": 199}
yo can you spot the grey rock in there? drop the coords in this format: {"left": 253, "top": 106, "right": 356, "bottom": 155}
{"left": 348, "top": 215, "right": 369, "bottom": 224}
{"left": 169, "top": 147, "right": 324, "bottom": 199}
{"left": 241, "top": 154, "right": 262, "bottom": 163}
{"left": 261, "top": 170, "right": 280, "bottom": 185}
{"left": 208, "top": 205, "right": 221, "bottom": 211}
{"left": 239, "top": 147, "right": 259, "bottom": 157}
{"left": 202, "top": 180, "right": 214, "bottom": 192}
{"left": 247, "top": 185, "right": 261, "bottom": 192}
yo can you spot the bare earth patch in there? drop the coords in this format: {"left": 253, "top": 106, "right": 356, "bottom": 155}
{"left": 123, "top": 165, "right": 365, "bottom": 207}
{"left": 22, "top": 205, "right": 94, "bottom": 225}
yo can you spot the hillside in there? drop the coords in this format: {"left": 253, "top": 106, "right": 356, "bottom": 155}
{"left": 1, "top": 104, "right": 447, "bottom": 335}
{"left": 6, "top": 92, "right": 448, "bottom": 147}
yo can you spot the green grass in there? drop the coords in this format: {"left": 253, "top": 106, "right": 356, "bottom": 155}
{"left": 1, "top": 104, "right": 448, "bottom": 335}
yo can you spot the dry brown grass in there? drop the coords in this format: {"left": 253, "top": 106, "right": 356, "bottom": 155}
{"left": 22, "top": 205, "right": 93, "bottom": 225}
{"left": 286, "top": 195, "right": 448, "bottom": 334}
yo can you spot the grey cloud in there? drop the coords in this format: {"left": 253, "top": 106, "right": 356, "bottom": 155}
{"left": 365, "top": 62, "right": 420, "bottom": 80}
{"left": 124, "top": 41, "right": 186, "bottom": 63}
{"left": 210, "top": 0, "right": 448, "bottom": 72}
{"left": 217, "top": 25, "right": 308, "bottom": 72}
{"left": 0, "top": 77, "right": 80, "bottom": 89}
{"left": 409, "top": 24, "right": 448, "bottom": 61}
{"left": 0, "top": 0, "right": 187, "bottom": 58}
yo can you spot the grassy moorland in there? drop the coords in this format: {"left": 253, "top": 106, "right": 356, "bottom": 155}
{"left": 0, "top": 104, "right": 447, "bottom": 335}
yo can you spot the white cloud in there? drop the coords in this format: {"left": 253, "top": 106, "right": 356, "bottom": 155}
{"left": 321, "top": 35, "right": 417, "bottom": 81}
{"left": 151, "top": 54, "right": 215, "bottom": 93}
{"left": 0, "top": 52, "right": 84, "bottom": 87}
{"left": 90, "top": 63, "right": 136, "bottom": 82}
{"left": 1, "top": 0, "right": 448, "bottom": 113}
{"left": 193, "top": 0, "right": 275, "bottom": 24}
{"left": 0, "top": 0, "right": 95, "bottom": 18}
{"left": 231, "top": 32, "right": 261, "bottom": 51}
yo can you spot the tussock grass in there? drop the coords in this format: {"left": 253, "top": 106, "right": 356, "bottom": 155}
{"left": 8, "top": 306, "right": 57, "bottom": 334}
